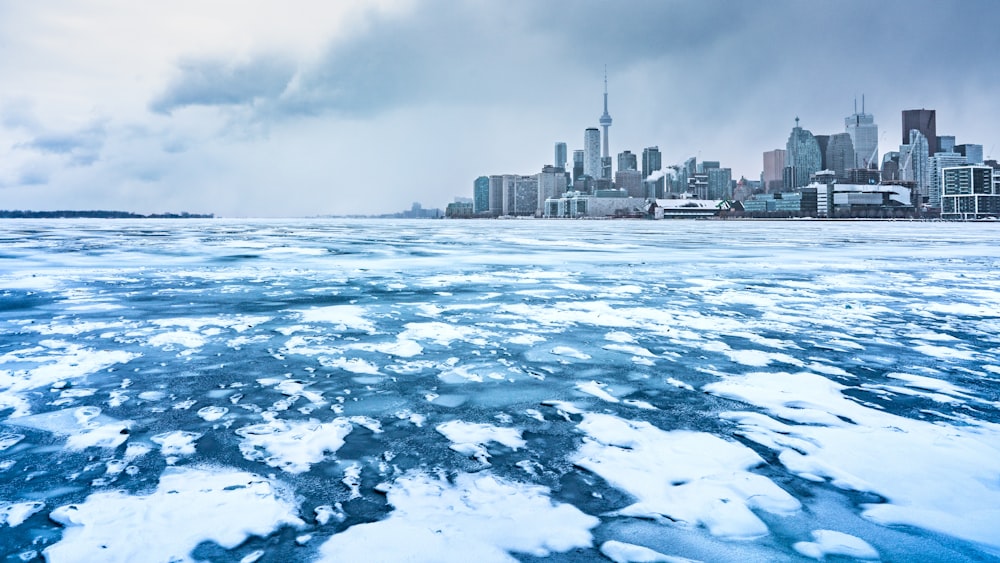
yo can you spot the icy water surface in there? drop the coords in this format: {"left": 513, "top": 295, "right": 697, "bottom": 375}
{"left": 1, "top": 219, "right": 999, "bottom": 562}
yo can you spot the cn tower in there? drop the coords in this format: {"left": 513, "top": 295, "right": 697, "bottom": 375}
{"left": 599, "top": 66, "right": 612, "bottom": 160}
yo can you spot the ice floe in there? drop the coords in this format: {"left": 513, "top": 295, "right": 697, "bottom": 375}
{"left": 317, "top": 471, "right": 598, "bottom": 562}
{"left": 436, "top": 420, "right": 526, "bottom": 464}
{"left": 235, "top": 417, "right": 352, "bottom": 473}
{"left": 44, "top": 466, "right": 303, "bottom": 562}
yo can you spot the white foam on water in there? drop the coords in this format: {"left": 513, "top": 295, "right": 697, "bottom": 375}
{"left": 235, "top": 418, "right": 352, "bottom": 474}
{"left": 572, "top": 412, "right": 800, "bottom": 539}
{"left": 316, "top": 470, "right": 598, "bottom": 562}
{"left": 44, "top": 465, "right": 303, "bottom": 563}
{"left": 297, "top": 305, "right": 376, "bottom": 334}
{"left": 436, "top": 420, "right": 526, "bottom": 464}
{"left": 707, "top": 371, "right": 1000, "bottom": 549}
{"left": 792, "top": 529, "right": 879, "bottom": 560}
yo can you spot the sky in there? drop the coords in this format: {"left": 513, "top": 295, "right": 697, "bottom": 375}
{"left": 1, "top": 0, "right": 998, "bottom": 217}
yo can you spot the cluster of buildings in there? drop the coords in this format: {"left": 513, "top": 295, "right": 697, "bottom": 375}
{"left": 446, "top": 76, "right": 998, "bottom": 221}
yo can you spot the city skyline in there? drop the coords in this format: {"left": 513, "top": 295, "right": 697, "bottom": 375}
{"left": 1, "top": 0, "right": 998, "bottom": 217}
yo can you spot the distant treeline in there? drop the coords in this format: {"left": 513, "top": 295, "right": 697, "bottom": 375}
{"left": 0, "top": 210, "right": 214, "bottom": 219}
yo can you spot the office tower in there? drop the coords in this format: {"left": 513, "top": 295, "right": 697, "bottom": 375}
{"left": 846, "top": 99, "right": 878, "bottom": 168}
{"left": 881, "top": 152, "right": 900, "bottom": 182}
{"left": 503, "top": 175, "right": 538, "bottom": 216}
{"left": 900, "top": 129, "right": 931, "bottom": 204}
{"left": 937, "top": 136, "right": 956, "bottom": 154}
{"left": 572, "top": 150, "right": 585, "bottom": 181}
{"left": 584, "top": 128, "right": 601, "bottom": 178}
{"left": 537, "top": 165, "right": 568, "bottom": 216}
{"left": 618, "top": 150, "right": 637, "bottom": 172}
{"left": 615, "top": 169, "right": 643, "bottom": 197}
{"left": 641, "top": 146, "right": 663, "bottom": 197}
{"left": 902, "top": 109, "right": 937, "bottom": 155}
{"left": 814, "top": 135, "right": 830, "bottom": 170}
{"left": 785, "top": 117, "right": 822, "bottom": 189}
{"left": 956, "top": 144, "right": 984, "bottom": 164}
{"left": 763, "top": 149, "right": 786, "bottom": 193}
{"left": 826, "top": 133, "right": 855, "bottom": 182}
{"left": 488, "top": 175, "right": 505, "bottom": 216}
{"left": 707, "top": 167, "right": 732, "bottom": 200}
{"left": 554, "top": 142, "right": 567, "bottom": 170}
{"left": 928, "top": 152, "right": 966, "bottom": 209}
{"left": 473, "top": 176, "right": 490, "bottom": 214}
{"left": 599, "top": 68, "right": 613, "bottom": 162}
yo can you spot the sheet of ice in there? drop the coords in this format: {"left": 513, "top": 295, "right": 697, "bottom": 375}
{"left": 599, "top": 540, "right": 699, "bottom": 563}
{"left": 436, "top": 420, "right": 526, "bottom": 464}
{"left": 572, "top": 413, "right": 800, "bottom": 539}
{"left": 317, "top": 470, "right": 598, "bottom": 562}
{"left": 297, "top": 305, "right": 376, "bottom": 333}
{"left": 5, "top": 406, "right": 130, "bottom": 450}
{"left": 551, "top": 346, "right": 592, "bottom": 360}
{"left": 235, "top": 418, "right": 352, "bottom": 473}
{"left": 44, "top": 466, "right": 303, "bottom": 563}
{"left": 151, "top": 430, "right": 202, "bottom": 460}
{"left": 707, "top": 371, "right": 1000, "bottom": 548}
{"left": 576, "top": 380, "right": 621, "bottom": 403}
{"left": 792, "top": 530, "right": 879, "bottom": 560}
{"left": 399, "top": 321, "right": 482, "bottom": 346}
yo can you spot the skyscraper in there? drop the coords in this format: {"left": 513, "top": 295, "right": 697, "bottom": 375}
{"left": 554, "top": 142, "right": 567, "bottom": 170}
{"left": 473, "top": 176, "right": 490, "bottom": 215}
{"left": 826, "top": 133, "right": 855, "bottom": 182}
{"left": 902, "top": 109, "right": 937, "bottom": 155}
{"left": 599, "top": 67, "right": 612, "bottom": 163}
{"left": 900, "top": 129, "right": 931, "bottom": 204}
{"left": 641, "top": 146, "right": 663, "bottom": 197}
{"left": 785, "top": 118, "right": 822, "bottom": 189}
{"left": 846, "top": 99, "right": 878, "bottom": 169}
{"left": 584, "top": 128, "right": 601, "bottom": 178}
{"left": 618, "top": 150, "right": 637, "bottom": 172}
{"left": 763, "top": 149, "right": 786, "bottom": 193}
{"left": 572, "top": 150, "right": 585, "bottom": 181}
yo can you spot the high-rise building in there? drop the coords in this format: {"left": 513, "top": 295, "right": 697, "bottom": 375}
{"left": 601, "top": 156, "right": 612, "bottom": 180}
{"left": 572, "top": 150, "right": 585, "bottom": 181}
{"left": 615, "top": 169, "right": 643, "bottom": 198}
{"left": 881, "top": 152, "right": 900, "bottom": 182}
{"left": 537, "top": 165, "right": 568, "bottom": 216}
{"left": 902, "top": 109, "right": 937, "bottom": 155}
{"left": 941, "top": 165, "right": 999, "bottom": 219}
{"left": 846, "top": 100, "right": 878, "bottom": 169}
{"left": 763, "top": 149, "right": 786, "bottom": 193}
{"left": 599, "top": 68, "right": 613, "bottom": 162}
{"left": 618, "top": 150, "right": 637, "bottom": 172}
{"left": 826, "top": 133, "right": 855, "bottom": 182}
{"left": 554, "top": 142, "right": 567, "bottom": 170}
{"left": 937, "top": 136, "right": 956, "bottom": 154}
{"left": 473, "top": 176, "right": 490, "bottom": 215}
{"left": 641, "top": 146, "right": 663, "bottom": 197}
{"left": 785, "top": 118, "right": 822, "bottom": 189}
{"left": 584, "top": 128, "right": 601, "bottom": 178}
{"left": 814, "top": 135, "right": 830, "bottom": 170}
{"left": 489, "top": 175, "right": 505, "bottom": 216}
{"left": 928, "top": 152, "right": 966, "bottom": 209}
{"left": 707, "top": 167, "right": 732, "bottom": 200}
{"left": 956, "top": 144, "right": 984, "bottom": 164}
{"left": 900, "top": 129, "right": 931, "bottom": 204}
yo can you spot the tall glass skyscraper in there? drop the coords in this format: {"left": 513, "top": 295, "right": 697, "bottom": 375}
{"left": 902, "top": 109, "right": 936, "bottom": 155}
{"left": 846, "top": 101, "right": 878, "bottom": 169}
{"left": 785, "top": 118, "right": 822, "bottom": 189}
{"left": 826, "top": 133, "right": 855, "bottom": 182}
{"left": 554, "top": 142, "right": 567, "bottom": 170}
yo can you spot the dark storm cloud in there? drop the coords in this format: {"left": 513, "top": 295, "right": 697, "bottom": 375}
{"left": 18, "top": 121, "right": 107, "bottom": 166}
{"left": 150, "top": 55, "right": 297, "bottom": 114}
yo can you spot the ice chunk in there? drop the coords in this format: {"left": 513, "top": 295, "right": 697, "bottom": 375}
{"left": 600, "top": 540, "right": 699, "bottom": 563}
{"left": 576, "top": 380, "right": 620, "bottom": 403}
{"left": 572, "top": 413, "right": 799, "bottom": 539}
{"left": 6, "top": 407, "right": 130, "bottom": 450}
{"left": 551, "top": 346, "right": 592, "bottom": 360}
{"left": 297, "top": 305, "right": 376, "bottom": 334}
{"left": 793, "top": 530, "right": 879, "bottom": 560}
{"left": 197, "top": 405, "right": 230, "bottom": 422}
{"left": 45, "top": 466, "right": 303, "bottom": 563}
{"left": 235, "top": 418, "right": 352, "bottom": 474}
{"left": 317, "top": 471, "right": 598, "bottom": 562}
{"left": 0, "top": 501, "right": 45, "bottom": 527}
{"left": 151, "top": 430, "right": 202, "bottom": 459}
{"left": 436, "top": 420, "right": 526, "bottom": 464}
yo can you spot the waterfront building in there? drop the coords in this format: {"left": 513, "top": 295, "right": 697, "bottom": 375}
{"left": 543, "top": 191, "right": 645, "bottom": 219}
{"left": 902, "top": 109, "right": 937, "bottom": 154}
{"left": 881, "top": 152, "right": 900, "bottom": 182}
{"left": 785, "top": 118, "right": 822, "bottom": 189}
{"left": 584, "top": 128, "right": 601, "bottom": 179}
{"left": 763, "top": 149, "right": 786, "bottom": 193}
{"left": 826, "top": 133, "right": 855, "bottom": 182}
{"left": 615, "top": 169, "right": 643, "bottom": 198}
{"left": 488, "top": 175, "right": 505, "bottom": 216}
{"left": 473, "top": 176, "right": 490, "bottom": 214}
{"left": 928, "top": 152, "right": 967, "bottom": 208}
{"left": 810, "top": 183, "right": 914, "bottom": 218}
{"left": 537, "top": 165, "right": 568, "bottom": 216}
{"left": 641, "top": 146, "right": 663, "bottom": 197}
{"left": 554, "top": 142, "right": 567, "bottom": 170}
{"left": 941, "top": 165, "right": 999, "bottom": 219}
{"left": 573, "top": 150, "right": 585, "bottom": 181}
{"left": 900, "top": 129, "right": 931, "bottom": 205}
{"left": 846, "top": 101, "right": 878, "bottom": 168}
{"left": 707, "top": 167, "right": 732, "bottom": 200}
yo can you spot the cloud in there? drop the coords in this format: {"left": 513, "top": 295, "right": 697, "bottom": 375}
{"left": 17, "top": 121, "right": 108, "bottom": 166}
{"left": 150, "top": 55, "right": 297, "bottom": 114}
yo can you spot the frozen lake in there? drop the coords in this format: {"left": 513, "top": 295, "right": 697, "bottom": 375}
{"left": 1, "top": 218, "right": 999, "bottom": 562}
